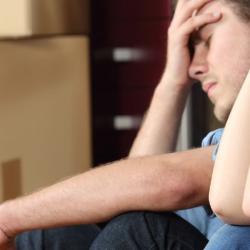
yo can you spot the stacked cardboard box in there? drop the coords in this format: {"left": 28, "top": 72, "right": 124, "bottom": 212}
{"left": 0, "top": 1, "right": 91, "bottom": 201}
{"left": 0, "top": 0, "right": 89, "bottom": 38}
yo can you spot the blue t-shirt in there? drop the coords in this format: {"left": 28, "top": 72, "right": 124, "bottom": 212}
{"left": 175, "top": 128, "right": 225, "bottom": 240}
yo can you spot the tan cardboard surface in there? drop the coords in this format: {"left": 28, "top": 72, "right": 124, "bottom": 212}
{"left": 0, "top": 0, "right": 89, "bottom": 38}
{"left": 0, "top": 36, "right": 92, "bottom": 201}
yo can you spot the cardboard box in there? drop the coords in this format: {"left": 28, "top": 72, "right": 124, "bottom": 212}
{"left": 0, "top": 0, "right": 90, "bottom": 38}
{"left": 0, "top": 36, "right": 92, "bottom": 201}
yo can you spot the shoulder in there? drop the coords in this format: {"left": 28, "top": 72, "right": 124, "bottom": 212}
{"left": 201, "top": 128, "right": 224, "bottom": 148}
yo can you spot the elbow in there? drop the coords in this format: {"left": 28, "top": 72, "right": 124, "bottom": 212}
{"left": 128, "top": 164, "right": 191, "bottom": 211}
{"left": 209, "top": 192, "right": 248, "bottom": 225}
{"left": 208, "top": 185, "right": 234, "bottom": 223}
{"left": 153, "top": 174, "right": 199, "bottom": 211}
{"left": 209, "top": 197, "right": 231, "bottom": 223}
{"left": 242, "top": 195, "right": 250, "bottom": 218}
{"left": 153, "top": 186, "right": 188, "bottom": 211}
{"left": 209, "top": 191, "right": 222, "bottom": 217}
{"left": 209, "top": 191, "right": 234, "bottom": 224}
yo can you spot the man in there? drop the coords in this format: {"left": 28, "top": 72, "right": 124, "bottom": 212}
{"left": 1, "top": 0, "right": 250, "bottom": 249}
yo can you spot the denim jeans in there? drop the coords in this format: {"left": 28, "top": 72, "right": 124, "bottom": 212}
{"left": 204, "top": 224, "right": 250, "bottom": 250}
{"left": 16, "top": 225, "right": 101, "bottom": 250}
{"left": 16, "top": 211, "right": 208, "bottom": 250}
{"left": 90, "top": 211, "right": 208, "bottom": 250}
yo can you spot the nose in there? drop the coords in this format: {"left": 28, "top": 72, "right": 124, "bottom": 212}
{"left": 188, "top": 46, "right": 209, "bottom": 82}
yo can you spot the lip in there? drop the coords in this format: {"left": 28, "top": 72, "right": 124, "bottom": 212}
{"left": 202, "top": 82, "right": 217, "bottom": 95}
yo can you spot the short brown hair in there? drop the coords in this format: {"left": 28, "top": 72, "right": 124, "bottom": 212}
{"left": 224, "top": 0, "right": 250, "bottom": 22}
{"left": 171, "top": 0, "right": 250, "bottom": 22}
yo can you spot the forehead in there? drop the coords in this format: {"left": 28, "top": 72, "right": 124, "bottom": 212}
{"left": 190, "top": 1, "right": 250, "bottom": 55}
{"left": 197, "top": 1, "right": 250, "bottom": 33}
{"left": 189, "top": 3, "right": 219, "bottom": 48}
{"left": 190, "top": 2, "right": 223, "bottom": 44}
{"left": 197, "top": 0, "right": 247, "bottom": 21}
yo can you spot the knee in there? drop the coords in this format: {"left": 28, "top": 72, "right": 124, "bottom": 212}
{"left": 96, "top": 211, "right": 146, "bottom": 238}
{"left": 89, "top": 211, "right": 148, "bottom": 249}
{"left": 90, "top": 211, "right": 207, "bottom": 250}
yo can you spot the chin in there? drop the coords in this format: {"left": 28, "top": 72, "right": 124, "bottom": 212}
{"left": 214, "top": 105, "right": 231, "bottom": 124}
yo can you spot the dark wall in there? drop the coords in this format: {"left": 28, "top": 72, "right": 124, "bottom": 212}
{"left": 90, "top": 1, "right": 213, "bottom": 165}
{"left": 90, "top": 1, "right": 171, "bottom": 165}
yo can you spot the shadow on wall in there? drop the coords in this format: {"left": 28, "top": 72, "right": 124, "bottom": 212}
{"left": 1, "top": 158, "right": 22, "bottom": 200}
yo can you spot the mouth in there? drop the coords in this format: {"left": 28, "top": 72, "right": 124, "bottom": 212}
{"left": 202, "top": 82, "right": 217, "bottom": 96}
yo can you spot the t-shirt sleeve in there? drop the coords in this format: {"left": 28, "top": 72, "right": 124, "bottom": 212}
{"left": 201, "top": 128, "right": 224, "bottom": 161}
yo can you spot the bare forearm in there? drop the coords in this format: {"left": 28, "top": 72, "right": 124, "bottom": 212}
{"left": 0, "top": 157, "right": 171, "bottom": 236}
{"left": 0, "top": 159, "right": 153, "bottom": 236}
{"left": 0, "top": 147, "right": 213, "bottom": 237}
{"left": 209, "top": 71, "right": 250, "bottom": 224}
{"left": 129, "top": 74, "right": 190, "bottom": 157}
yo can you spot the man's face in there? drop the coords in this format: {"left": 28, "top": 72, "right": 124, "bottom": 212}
{"left": 188, "top": 1, "right": 250, "bottom": 123}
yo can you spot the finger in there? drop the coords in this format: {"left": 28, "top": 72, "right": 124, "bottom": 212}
{"left": 173, "top": 0, "right": 214, "bottom": 27}
{"left": 174, "top": 0, "right": 186, "bottom": 12}
{"left": 180, "top": 12, "right": 221, "bottom": 40}
{"left": 176, "top": 0, "right": 213, "bottom": 14}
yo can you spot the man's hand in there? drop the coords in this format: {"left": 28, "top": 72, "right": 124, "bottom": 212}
{"left": 164, "top": 0, "right": 221, "bottom": 89}
{"left": 0, "top": 228, "right": 15, "bottom": 250}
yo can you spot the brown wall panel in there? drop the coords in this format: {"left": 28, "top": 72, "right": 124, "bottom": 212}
{"left": 93, "top": 0, "right": 170, "bottom": 20}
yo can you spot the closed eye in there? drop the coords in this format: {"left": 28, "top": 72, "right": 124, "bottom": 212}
{"left": 205, "top": 35, "right": 212, "bottom": 48}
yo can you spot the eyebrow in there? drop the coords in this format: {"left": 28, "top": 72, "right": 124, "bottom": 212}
{"left": 190, "top": 32, "right": 201, "bottom": 46}
{"left": 189, "top": 24, "right": 209, "bottom": 46}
